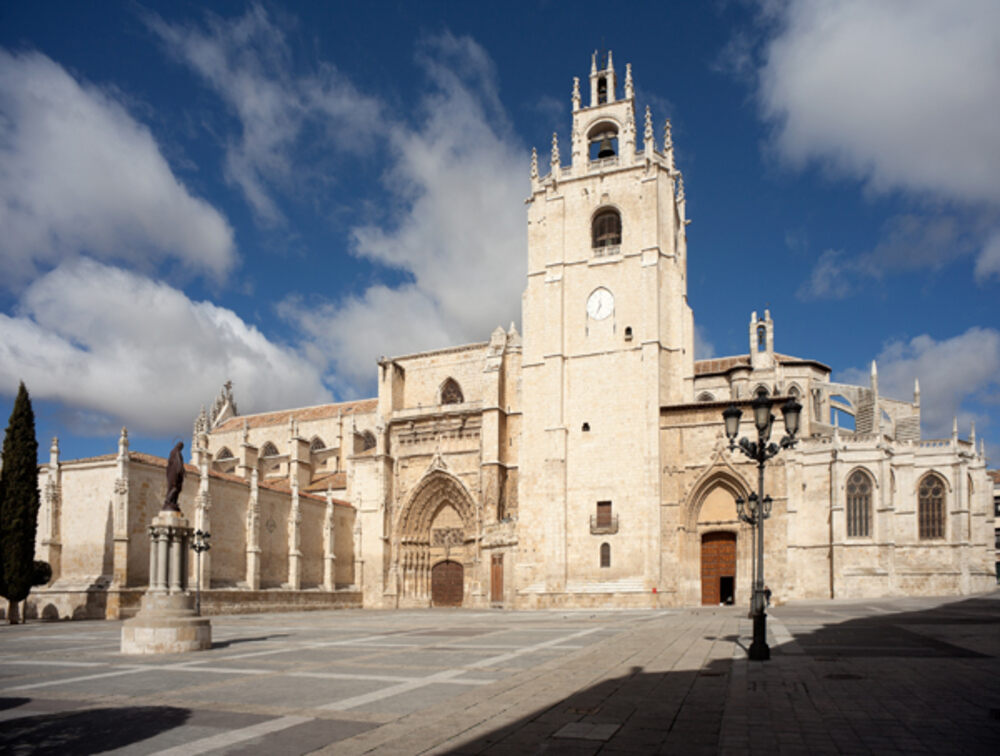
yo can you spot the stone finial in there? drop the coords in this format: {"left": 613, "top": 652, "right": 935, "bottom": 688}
{"left": 663, "top": 118, "right": 673, "bottom": 151}
{"left": 571, "top": 76, "right": 581, "bottom": 111}
{"left": 550, "top": 132, "right": 560, "bottom": 167}
{"left": 981, "top": 438, "right": 986, "bottom": 457}
{"left": 530, "top": 147, "right": 538, "bottom": 180}
{"left": 624, "top": 63, "right": 633, "bottom": 98}
{"left": 591, "top": 50, "right": 597, "bottom": 74}
{"left": 970, "top": 420, "right": 976, "bottom": 446}
{"left": 952, "top": 416, "right": 959, "bottom": 439}
{"left": 607, "top": 50, "right": 614, "bottom": 72}
{"left": 644, "top": 105, "right": 653, "bottom": 146}
{"left": 50, "top": 436, "right": 60, "bottom": 468}
{"left": 676, "top": 174, "right": 686, "bottom": 203}
{"left": 241, "top": 419, "right": 249, "bottom": 444}
{"left": 914, "top": 378, "right": 921, "bottom": 405}
{"left": 117, "top": 427, "right": 129, "bottom": 458}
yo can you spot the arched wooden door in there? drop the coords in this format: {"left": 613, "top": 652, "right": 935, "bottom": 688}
{"left": 701, "top": 532, "right": 736, "bottom": 605}
{"left": 431, "top": 560, "right": 463, "bottom": 607}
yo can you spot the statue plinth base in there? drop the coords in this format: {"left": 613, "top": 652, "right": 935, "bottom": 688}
{"left": 120, "top": 511, "right": 211, "bottom": 654}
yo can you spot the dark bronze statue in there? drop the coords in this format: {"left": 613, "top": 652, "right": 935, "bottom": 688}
{"left": 163, "top": 441, "right": 185, "bottom": 512}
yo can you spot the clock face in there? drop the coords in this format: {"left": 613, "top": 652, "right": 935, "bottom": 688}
{"left": 586, "top": 288, "right": 614, "bottom": 320}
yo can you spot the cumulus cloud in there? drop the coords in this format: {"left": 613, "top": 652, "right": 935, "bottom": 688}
{"left": 755, "top": 0, "right": 1000, "bottom": 286}
{"left": 797, "top": 213, "right": 982, "bottom": 299}
{"left": 0, "top": 49, "right": 236, "bottom": 285}
{"left": 148, "top": 4, "right": 383, "bottom": 226}
{"left": 838, "top": 327, "right": 1000, "bottom": 439}
{"left": 0, "top": 259, "right": 330, "bottom": 435}
{"left": 280, "top": 33, "right": 527, "bottom": 395}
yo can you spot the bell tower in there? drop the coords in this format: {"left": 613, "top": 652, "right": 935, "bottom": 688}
{"left": 517, "top": 53, "right": 695, "bottom": 603}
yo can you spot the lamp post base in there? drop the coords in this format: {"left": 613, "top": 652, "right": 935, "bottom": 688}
{"left": 748, "top": 612, "right": 770, "bottom": 661}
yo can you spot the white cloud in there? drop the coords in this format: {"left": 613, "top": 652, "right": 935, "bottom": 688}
{"left": 148, "top": 4, "right": 383, "bottom": 226}
{"left": 757, "top": 0, "right": 1000, "bottom": 284}
{"left": 838, "top": 327, "right": 1000, "bottom": 439}
{"left": 281, "top": 33, "right": 527, "bottom": 395}
{"left": 0, "top": 49, "right": 235, "bottom": 285}
{"left": 974, "top": 231, "right": 1000, "bottom": 283}
{"left": 0, "top": 259, "right": 330, "bottom": 435}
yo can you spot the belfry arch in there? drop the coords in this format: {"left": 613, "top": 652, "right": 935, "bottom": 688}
{"left": 395, "top": 470, "right": 477, "bottom": 607}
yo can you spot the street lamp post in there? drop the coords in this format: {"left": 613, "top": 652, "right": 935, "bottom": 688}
{"left": 722, "top": 395, "right": 801, "bottom": 661}
{"left": 190, "top": 529, "right": 211, "bottom": 616}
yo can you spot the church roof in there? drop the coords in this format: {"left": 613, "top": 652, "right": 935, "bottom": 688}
{"left": 212, "top": 397, "right": 377, "bottom": 433}
{"left": 694, "top": 352, "right": 830, "bottom": 376}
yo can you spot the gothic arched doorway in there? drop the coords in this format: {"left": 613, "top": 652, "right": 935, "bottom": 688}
{"left": 395, "top": 470, "right": 476, "bottom": 607}
{"left": 432, "top": 560, "right": 463, "bottom": 607}
{"left": 701, "top": 531, "right": 736, "bottom": 606}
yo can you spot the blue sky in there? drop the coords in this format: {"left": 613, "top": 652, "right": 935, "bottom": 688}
{"left": 0, "top": 0, "right": 997, "bottom": 463}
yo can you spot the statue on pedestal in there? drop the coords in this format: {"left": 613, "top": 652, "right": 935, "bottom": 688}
{"left": 163, "top": 442, "right": 184, "bottom": 512}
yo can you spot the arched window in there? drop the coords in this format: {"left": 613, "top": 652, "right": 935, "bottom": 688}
{"left": 260, "top": 441, "right": 279, "bottom": 457}
{"left": 846, "top": 469, "right": 872, "bottom": 538}
{"left": 592, "top": 208, "right": 621, "bottom": 249}
{"left": 597, "top": 76, "right": 608, "bottom": 104}
{"left": 757, "top": 325, "right": 766, "bottom": 351}
{"left": 440, "top": 378, "right": 463, "bottom": 405}
{"left": 918, "top": 473, "right": 945, "bottom": 539}
{"left": 215, "top": 447, "right": 234, "bottom": 460}
{"left": 754, "top": 385, "right": 770, "bottom": 398}
{"left": 310, "top": 436, "right": 325, "bottom": 453}
{"left": 697, "top": 391, "right": 715, "bottom": 402}
{"left": 787, "top": 384, "right": 801, "bottom": 398}
{"left": 600, "top": 542, "right": 611, "bottom": 568}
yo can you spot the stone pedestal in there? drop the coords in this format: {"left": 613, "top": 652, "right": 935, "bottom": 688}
{"left": 121, "top": 511, "right": 211, "bottom": 654}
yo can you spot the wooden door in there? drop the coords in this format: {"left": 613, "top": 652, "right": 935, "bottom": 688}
{"left": 701, "top": 532, "right": 736, "bottom": 605}
{"left": 490, "top": 554, "right": 503, "bottom": 606}
{"left": 432, "top": 560, "right": 463, "bottom": 607}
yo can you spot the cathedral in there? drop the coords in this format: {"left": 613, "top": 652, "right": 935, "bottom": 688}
{"left": 29, "top": 54, "right": 995, "bottom": 620}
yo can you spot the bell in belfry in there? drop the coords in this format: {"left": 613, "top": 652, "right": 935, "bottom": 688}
{"left": 597, "top": 136, "right": 615, "bottom": 158}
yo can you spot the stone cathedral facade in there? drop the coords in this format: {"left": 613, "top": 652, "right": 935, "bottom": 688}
{"left": 30, "top": 54, "right": 995, "bottom": 619}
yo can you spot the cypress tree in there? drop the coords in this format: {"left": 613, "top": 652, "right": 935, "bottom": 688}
{"left": 0, "top": 383, "right": 40, "bottom": 624}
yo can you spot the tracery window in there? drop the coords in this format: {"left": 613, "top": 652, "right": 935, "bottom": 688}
{"left": 361, "top": 431, "right": 376, "bottom": 451}
{"left": 918, "top": 473, "right": 946, "bottom": 539}
{"left": 697, "top": 392, "right": 715, "bottom": 402}
{"left": 846, "top": 469, "right": 872, "bottom": 538}
{"left": 592, "top": 208, "right": 621, "bottom": 249}
{"left": 310, "top": 436, "right": 325, "bottom": 453}
{"left": 215, "top": 447, "right": 234, "bottom": 460}
{"left": 260, "top": 442, "right": 279, "bottom": 457}
{"left": 441, "top": 378, "right": 464, "bottom": 405}
{"left": 600, "top": 542, "right": 611, "bottom": 568}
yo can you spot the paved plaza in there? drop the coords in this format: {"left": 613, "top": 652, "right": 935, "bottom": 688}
{"left": 1, "top": 592, "right": 998, "bottom": 754}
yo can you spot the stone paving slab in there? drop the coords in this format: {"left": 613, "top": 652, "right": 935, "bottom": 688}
{"left": 2, "top": 596, "right": 999, "bottom": 753}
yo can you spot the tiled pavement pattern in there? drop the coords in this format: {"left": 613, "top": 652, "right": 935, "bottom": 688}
{"left": 0, "top": 594, "right": 997, "bottom": 754}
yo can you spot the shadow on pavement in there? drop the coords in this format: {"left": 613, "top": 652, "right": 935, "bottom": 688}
{"left": 0, "top": 704, "right": 190, "bottom": 755}
{"left": 210, "top": 633, "right": 290, "bottom": 649}
{"left": 437, "top": 595, "right": 1000, "bottom": 754}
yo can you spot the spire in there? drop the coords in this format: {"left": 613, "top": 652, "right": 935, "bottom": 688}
{"left": 644, "top": 105, "right": 654, "bottom": 147}
{"left": 663, "top": 118, "right": 674, "bottom": 171}
{"left": 530, "top": 147, "right": 538, "bottom": 180}
{"left": 624, "top": 63, "right": 633, "bottom": 99}
{"left": 952, "top": 415, "right": 959, "bottom": 441}
{"left": 572, "top": 76, "right": 581, "bottom": 111}
{"left": 607, "top": 50, "right": 614, "bottom": 72}
{"left": 591, "top": 50, "right": 597, "bottom": 74}
{"left": 914, "top": 378, "right": 921, "bottom": 405}
{"left": 550, "top": 132, "right": 560, "bottom": 168}
{"left": 970, "top": 420, "right": 976, "bottom": 447}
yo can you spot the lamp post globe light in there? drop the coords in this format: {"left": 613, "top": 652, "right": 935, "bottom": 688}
{"left": 722, "top": 395, "right": 801, "bottom": 661}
